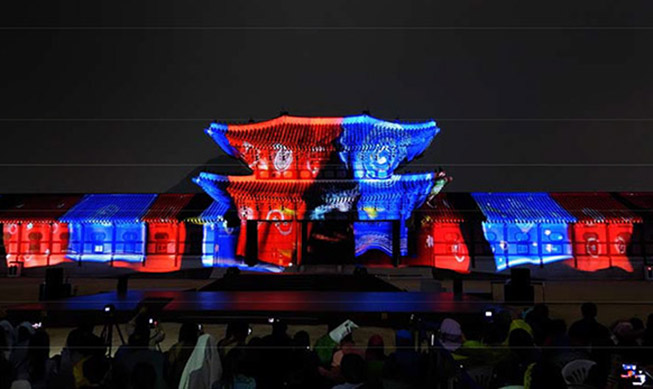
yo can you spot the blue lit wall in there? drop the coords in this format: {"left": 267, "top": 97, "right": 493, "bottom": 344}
{"left": 481, "top": 222, "right": 574, "bottom": 271}
{"left": 473, "top": 193, "right": 576, "bottom": 272}
{"left": 201, "top": 222, "right": 240, "bottom": 267}
{"left": 60, "top": 194, "right": 156, "bottom": 264}
{"left": 339, "top": 115, "right": 439, "bottom": 179}
{"left": 66, "top": 222, "right": 147, "bottom": 263}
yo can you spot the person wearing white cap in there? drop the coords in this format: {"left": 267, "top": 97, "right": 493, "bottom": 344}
{"left": 437, "top": 318, "right": 463, "bottom": 353}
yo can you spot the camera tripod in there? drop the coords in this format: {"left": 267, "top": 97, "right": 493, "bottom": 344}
{"left": 100, "top": 314, "right": 126, "bottom": 356}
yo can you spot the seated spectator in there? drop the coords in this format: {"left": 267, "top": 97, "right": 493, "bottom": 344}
{"left": 218, "top": 321, "right": 250, "bottom": 359}
{"left": 179, "top": 333, "right": 222, "bottom": 389}
{"left": 314, "top": 322, "right": 340, "bottom": 368}
{"left": 243, "top": 337, "right": 263, "bottom": 385}
{"left": 541, "top": 319, "right": 589, "bottom": 368}
{"left": 0, "top": 321, "right": 14, "bottom": 360}
{"left": 54, "top": 326, "right": 108, "bottom": 388}
{"left": 490, "top": 328, "right": 539, "bottom": 387}
{"left": 612, "top": 320, "right": 639, "bottom": 362}
{"left": 258, "top": 320, "right": 292, "bottom": 388}
{"left": 220, "top": 347, "right": 256, "bottom": 389}
{"left": 525, "top": 359, "right": 566, "bottom": 389}
{"left": 453, "top": 320, "right": 492, "bottom": 368}
{"left": 0, "top": 326, "right": 14, "bottom": 389}
{"left": 332, "top": 354, "right": 366, "bottom": 389}
{"left": 437, "top": 318, "right": 463, "bottom": 355}
{"left": 332, "top": 334, "right": 364, "bottom": 369}
{"left": 129, "top": 362, "right": 157, "bottom": 389}
{"left": 364, "top": 335, "right": 385, "bottom": 388}
{"left": 524, "top": 303, "right": 551, "bottom": 345}
{"left": 113, "top": 318, "right": 167, "bottom": 389}
{"left": 383, "top": 330, "right": 425, "bottom": 386}
{"left": 166, "top": 322, "right": 201, "bottom": 389}
{"left": 643, "top": 313, "right": 653, "bottom": 346}
{"left": 285, "top": 331, "right": 320, "bottom": 389}
{"left": 630, "top": 317, "right": 646, "bottom": 346}
{"left": 16, "top": 329, "right": 55, "bottom": 389}
{"left": 569, "top": 302, "right": 611, "bottom": 347}
{"left": 10, "top": 323, "right": 34, "bottom": 378}
{"left": 126, "top": 307, "right": 165, "bottom": 349}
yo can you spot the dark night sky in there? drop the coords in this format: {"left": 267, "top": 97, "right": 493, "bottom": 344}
{"left": 1, "top": 1, "right": 653, "bottom": 193}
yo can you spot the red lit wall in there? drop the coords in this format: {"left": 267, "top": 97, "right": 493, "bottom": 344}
{"left": 409, "top": 222, "right": 470, "bottom": 272}
{"left": 3, "top": 222, "right": 71, "bottom": 268}
{"left": 112, "top": 223, "right": 186, "bottom": 272}
{"left": 570, "top": 223, "right": 634, "bottom": 272}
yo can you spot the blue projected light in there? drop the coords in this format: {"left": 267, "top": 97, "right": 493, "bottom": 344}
{"left": 195, "top": 201, "right": 238, "bottom": 268}
{"left": 357, "top": 173, "right": 436, "bottom": 220}
{"left": 339, "top": 115, "right": 439, "bottom": 179}
{"left": 192, "top": 172, "right": 233, "bottom": 209}
{"left": 60, "top": 194, "right": 157, "bottom": 263}
{"left": 354, "top": 174, "right": 438, "bottom": 257}
{"left": 354, "top": 222, "right": 394, "bottom": 257}
{"left": 194, "top": 201, "right": 283, "bottom": 273}
{"left": 472, "top": 193, "right": 577, "bottom": 271}
{"left": 205, "top": 122, "right": 239, "bottom": 158}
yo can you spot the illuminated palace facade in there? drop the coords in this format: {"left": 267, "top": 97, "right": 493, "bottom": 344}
{"left": 1, "top": 114, "right": 648, "bottom": 277}
{"left": 193, "top": 114, "right": 451, "bottom": 270}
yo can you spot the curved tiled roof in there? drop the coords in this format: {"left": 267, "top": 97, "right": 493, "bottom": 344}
{"left": 60, "top": 194, "right": 157, "bottom": 224}
{"left": 472, "top": 192, "right": 577, "bottom": 224}
{"left": 551, "top": 192, "right": 642, "bottom": 224}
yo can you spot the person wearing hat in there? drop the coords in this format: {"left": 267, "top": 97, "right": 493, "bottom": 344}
{"left": 437, "top": 318, "right": 463, "bottom": 354}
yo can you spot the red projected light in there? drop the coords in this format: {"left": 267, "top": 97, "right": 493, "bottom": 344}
{"left": 552, "top": 193, "right": 641, "bottom": 272}
{"left": 410, "top": 195, "right": 471, "bottom": 273}
{"left": 207, "top": 116, "right": 344, "bottom": 180}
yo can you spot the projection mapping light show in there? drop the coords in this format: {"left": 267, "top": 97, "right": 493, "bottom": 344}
{"left": 2, "top": 114, "right": 651, "bottom": 276}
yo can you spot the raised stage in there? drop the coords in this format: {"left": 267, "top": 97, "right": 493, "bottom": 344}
{"left": 7, "top": 289, "right": 499, "bottom": 328}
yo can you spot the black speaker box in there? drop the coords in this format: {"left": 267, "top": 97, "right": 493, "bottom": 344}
{"left": 245, "top": 220, "right": 258, "bottom": 266}
{"left": 504, "top": 268, "right": 534, "bottom": 304}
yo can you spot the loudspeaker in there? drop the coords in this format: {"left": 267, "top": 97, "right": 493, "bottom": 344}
{"left": 117, "top": 276, "right": 129, "bottom": 296}
{"left": 39, "top": 268, "right": 72, "bottom": 301}
{"left": 645, "top": 265, "right": 653, "bottom": 281}
{"left": 392, "top": 220, "right": 401, "bottom": 267}
{"left": 510, "top": 268, "right": 531, "bottom": 286}
{"left": 45, "top": 268, "right": 64, "bottom": 286}
{"left": 504, "top": 268, "right": 534, "bottom": 304}
{"left": 245, "top": 220, "right": 258, "bottom": 267}
{"left": 7, "top": 261, "right": 22, "bottom": 278}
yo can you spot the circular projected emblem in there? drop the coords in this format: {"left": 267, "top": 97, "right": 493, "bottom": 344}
{"left": 273, "top": 144, "right": 293, "bottom": 172}
{"left": 267, "top": 209, "right": 293, "bottom": 236}
{"left": 362, "top": 125, "right": 406, "bottom": 178}
{"left": 615, "top": 235, "right": 627, "bottom": 254}
{"left": 240, "top": 206, "right": 254, "bottom": 220}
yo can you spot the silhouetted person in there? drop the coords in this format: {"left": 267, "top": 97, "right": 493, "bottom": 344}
{"left": 525, "top": 304, "right": 551, "bottom": 345}
{"left": 491, "top": 328, "right": 539, "bottom": 387}
{"left": 285, "top": 331, "right": 320, "bottom": 388}
{"left": 0, "top": 326, "right": 14, "bottom": 389}
{"left": 568, "top": 302, "right": 611, "bottom": 347}
{"left": 220, "top": 347, "right": 256, "bottom": 389}
{"left": 10, "top": 323, "right": 34, "bottom": 378}
{"left": 130, "top": 362, "right": 157, "bottom": 389}
{"left": 259, "top": 321, "right": 292, "bottom": 388}
{"left": 527, "top": 359, "right": 566, "bottom": 389}
{"left": 113, "top": 317, "right": 167, "bottom": 389}
{"left": 333, "top": 354, "right": 366, "bottom": 389}
{"left": 218, "top": 321, "right": 250, "bottom": 359}
{"left": 383, "top": 330, "right": 424, "bottom": 386}
{"left": 166, "top": 322, "right": 201, "bottom": 389}
{"left": 364, "top": 335, "right": 385, "bottom": 388}
{"left": 20, "top": 330, "right": 55, "bottom": 389}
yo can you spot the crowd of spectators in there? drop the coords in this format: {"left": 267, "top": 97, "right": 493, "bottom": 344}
{"left": 1, "top": 302, "right": 652, "bottom": 388}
